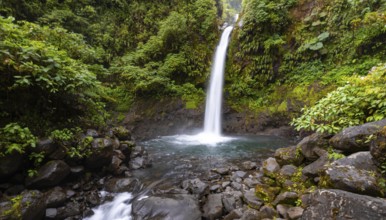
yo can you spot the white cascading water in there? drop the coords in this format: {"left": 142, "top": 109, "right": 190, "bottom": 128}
{"left": 203, "top": 26, "right": 233, "bottom": 136}
{"left": 84, "top": 192, "right": 133, "bottom": 220}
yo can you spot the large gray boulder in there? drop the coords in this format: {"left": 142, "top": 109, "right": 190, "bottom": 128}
{"left": 302, "top": 189, "right": 386, "bottom": 220}
{"left": 297, "top": 133, "right": 331, "bottom": 161}
{"left": 85, "top": 138, "right": 115, "bottom": 169}
{"left": 324, "top": 163, "right": 383, "bottom": 197}
{"left": 330, "top": 119, "right": 386, "bottom": 154}
{"left": 332, "top": 151, "right": 377, "bottom": 171}
{"left": 104, "top": 178, "right": 139, "bottom": 193}
{"left": 0, "top": 190, "right": 46, "bottom": 220}
{"left": 182, "top": 178, "right": 209, "bottom": 197}
{"left": 25, "top": 160, "right": 70, "bottom": 189}
{"left": 132, "top": 194, "right": 201, "bottom": 220}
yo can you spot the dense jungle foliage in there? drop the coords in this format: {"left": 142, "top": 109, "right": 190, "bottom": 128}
{"left": 227, "top": 0, "right": 385, "bottom": 131}
{"left": 0, "top": 0, "right": 385, "bottom": 158}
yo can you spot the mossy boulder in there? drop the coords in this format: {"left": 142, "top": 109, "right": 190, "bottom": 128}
{"left": 275, "top": 146, "right": 304, "bottom": 166}
{"left": 330, "top": 119, "right": 386, "bottom": 154}
{"left": 255, "top": 183, "right": 280, "bottom": 204}
{"left": 370, "top": 126, "right": 386, "bottom": 168}
{"left": 112, "top": 126, "right": 131, "bottom": 141}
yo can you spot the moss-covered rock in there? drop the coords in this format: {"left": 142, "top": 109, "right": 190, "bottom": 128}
{"left": 370, "top": 126, "right": 386, "bottom": 169}
{"left": 275, "top": 146, "right": 304, "bottom": 166}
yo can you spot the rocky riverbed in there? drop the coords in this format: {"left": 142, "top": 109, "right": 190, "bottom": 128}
{"left": 1, "top": 119, "right": 386, "bottom": 219}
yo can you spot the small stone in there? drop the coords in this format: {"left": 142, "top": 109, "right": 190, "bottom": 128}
{"left": 260, "top": 205, "right": 277, "bottom": 219}
{"left": 243, "top": 178, "right": 260, "bottom": 188}
{"left": 210, "top": 184, "right": 221, "bottom": 192}
{"left": 242, "top": 161, "right": 257, "bottom": 170}
{"left": 287, "top": 207, "right": 303, "bottom": 219}
{"left": 231, "top": 182, "right": 242, "bottom": 190}
{"left": 222, "top": 181, "right": 231, "bottom": 188}
{"left": 46, "top": 208, "right": 58, "bottom": 219}
{"left": 233, "top": 171, "right": 247, "bottom": 179}
{"left": 214, "top": 167, "right": 229, "bottom": 175}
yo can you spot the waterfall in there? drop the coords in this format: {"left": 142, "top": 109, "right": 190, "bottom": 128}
{"left": 203, "top": 26, "right": 233, "bottom": 136}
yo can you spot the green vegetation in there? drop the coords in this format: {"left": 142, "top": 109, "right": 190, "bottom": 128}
{"left": 226, "top": 0, "right": 386, "bottom": 131}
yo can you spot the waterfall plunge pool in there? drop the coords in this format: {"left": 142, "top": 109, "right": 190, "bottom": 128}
{"left": 132, "top": 134, "right": 293, "bottom": 185}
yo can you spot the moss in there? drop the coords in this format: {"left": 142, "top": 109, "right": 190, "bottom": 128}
{"left": 3, "top": 195, "right": 23, "bottom": 219}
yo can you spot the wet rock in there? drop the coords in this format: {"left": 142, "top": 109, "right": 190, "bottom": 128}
{"left": 274, "top": 146, "right": 304, "bottom": 166}
{"left": 132, "top": 194, "right": 201, "bottom": 220}
{"left": 203, "top": 194, "right": 223, "bottom": 220}
{"left": 298, "top": 133, "right": 331, "bottom": 161}
{"left": 243, "top": 178, "right": 260, "bottom": 188}
{"left": 222, "top": 191, "right": 243, "bottom": 213}
{"left": 272, "top": 192, "right": 298, "bottom": 206}
{"left": 86, "top": 129, "right": 99, "bottom": 138}
{"left": 210, "top": 184, "right": 221, "bottom": 192}
{"left": 25, "top": 160, "right": 70, "bottom": 189}
{"left": 223, "top": 208, "right": 243, "bottom": 220}
{"left": 45, "top": 208, "right": 58, "bottom": 219}
{"left": 45, "top": 187, "right": 66, "bottom": 208}
{"left": 242, "top": 161, "right": 257, "bottom": 170}
{"left": 240, "top": 208, "right": 261, "bottom": 220}
{"left": 85, "top": 191, "right": 100, "bottom": 206}
{"left": 85, "top": 138, "right": 115, "bottom": 169}
{"left": 213, "top": 167, "right": 229, "bottom": 175}
{"left": 129, "top": 156, "right": 152, "bottom": 169}
{"left": 260, "top": 205, "right": 277, "bottom": 219}
{"left": 35, "top": 138, "right": 56, "bottom": 156}
{"left": 232, "top": 171, "right": 247, "bottom": 179}
{"left": 108, "top": 155, "right": 123, "bottom": 175}
{"left": 276, "top": 204, "right": 291, "bottom": 219}
{"left": 370, "top": 126, "right": 386, "bottom": 167}
{"left": 222, "top": 181, "right": 231, "bottom": 188}
{"left": 302, "top": 189, "right": 386, "bottom": 220}
{"left": 333, "top": 151, "right": 377, "bottom": 171}
{"left": 231, "top": 182, "right": 242, "bottom": 190}
{"left": 56, "top": 201, "right": 82, "bottom": 219}
{"left": 0, "top": 190, "right": 46, "bottom": 220}
{"left": 243, "top": 190, "right": 263, "bottom": 209}
{"left": 330, "top": 119, "right": 386, "bottom": 153}
{"left": 0, "top": 152, "right": 23, "bottom": 180}
{"left": 182, "top": 178, "right": 209, "bottom": 197}
{"left": 262, "top": 157, "right": 280, "bottom": 177}
{"left": 287, "top": 207, "right": 303, "bottom": 219}
{"left": 130, "top": 145, "right": 145, "bottom": 158}
{"left": 66, "top": 189, "right": 76, "bottom": 199}
{"left": 302, "top": 154, "right": 329, "bottom": 178}
{"left": 279, "top": 165, "right": 297, "bottom": 177}
{"left": 112, "top": 126, "right": 131, "bottom": 141}
{"left": 324, "top": 163, "right": 383, "bottom": 196}
{"left": 105, "top": 178, "right": 139, "bottom": 193}
{"left": 119, "top": 141, "right": 135, "bottom": 159}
